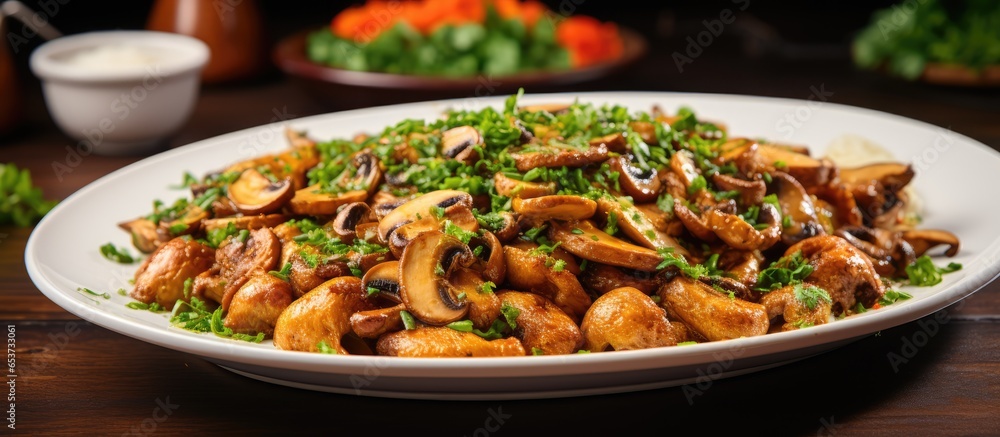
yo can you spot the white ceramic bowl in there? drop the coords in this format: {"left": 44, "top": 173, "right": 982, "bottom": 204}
{"left": 30, "top": 30, "right": 209, "bottom": 155}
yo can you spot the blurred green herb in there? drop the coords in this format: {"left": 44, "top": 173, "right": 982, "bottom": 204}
{"left": 0, "top": 163, "right": 57, "bottom": 227}
{"left": 853, "top": 0, "right": 1000, "bottom": 80}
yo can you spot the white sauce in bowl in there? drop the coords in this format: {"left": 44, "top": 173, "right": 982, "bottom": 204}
{"left": 58, "top": 44, "right": 180, "bottom": 71}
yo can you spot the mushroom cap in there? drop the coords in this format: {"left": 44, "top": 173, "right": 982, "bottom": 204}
{"left": 227, "top": 168, "right": 294, "bottom": 215}
{"left": 611, "top": 155, "right": 661, "bottom": 203}
{"left": 398, "top": 231, "right": 475, "bottom": 325}
{"left": 361, "top": 260, "right": 402, "bottom": 304}
{"left": 377, "top": 190, "right": 474, "bottom": 243}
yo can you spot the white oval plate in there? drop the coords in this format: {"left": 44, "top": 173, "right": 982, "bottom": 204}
{"left": 26, "top": 92, "right": 1000, "bottom": 400}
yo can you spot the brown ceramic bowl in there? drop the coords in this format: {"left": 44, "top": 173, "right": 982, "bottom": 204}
{"left": 273, "top": 27, "right": 647, "bottom": 108}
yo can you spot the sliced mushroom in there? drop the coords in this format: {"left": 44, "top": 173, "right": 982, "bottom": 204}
{"left": 489, "top": 211, "right": 520, "bottom": 243}
{"left": 387, "top": 205, "right": 479, "bottom": 258}
{"left": 350, "top": 303, "right": 406, "bottom": 339}
{"left": 635, "top": 202, "right": 686, "bottom": 235}
{"left": 521, "top": 103, "right": 570, "bottom": 114}
{"left": 202, "top": 214, "right": 289, "bottom": 233}
{"left": 837, "top": 164, "right": 915, "bottom": 229}
{"left": 589, "top": 132, "right": 628, "bottom": 153}
{"left": 712, "top": 173, "right": 765, "bottom": 207}
{"left": 770, "top": 171, "right": 824, "bottom": 245}
{"left": 718, "top": 139, "right": 834, "bottom": 187}
{"left": 285, "top": 127, "right": 316, "bottom": 149}
{"left": 227, "top": 169, "right": 294, "bottom": 215}
{"left": 670, "top": 150, "right": 701, "bottom": 190}
{"left": 377, "top": 190, "right": 474, "bottom": 243}
{"left": 514, "top": 118, "right": 534, "bottom": 144}
{"left": 672, "top": 151, "right": 716, "bottom": 208}
{"left": 503, "top": 240, "right": 591, "bottom": 322}
{"left": 838, "top": 162, "right": 914, "bottom": 189}
{"left": 288, "top": 184, "right": 367, "bottom": 216}
{"left": 278, "top": 137, "right": 322, "bottom": 190}
{"left": 835, "top": 226, "right": 913, "bottom": 278}
{"left": 375, "top": 326, "right": 525, "bottom": 357}
{"left": 470, "top": 231, "right": 506, "bottom": 285}
{"left": 657, "top": 276, "right": 769, "bottom": 341}
{"left": 288, "top": 151, "right": 382, "bottom": 215}
{"left": 509, "top": 143, "right": 610, "bottom": 172}
{"left": 273, "top": 276, "right": 376, "bottom": 354}
{"left": 219, "top": 129, "right": 322, "bottom": 190}
{"left": 705, "top": 203, "right": 781, "bottom": 251}
{"left": 673, "top": 198, "right": 716, "bottom": 242}
{"left": 355, "top": 221, "right": 380, "bottom": 242}
{"left": 492, "top": 172, "right": 556, "bottom": 199}
{"left": 581, "top": 287, "right": 681, "bottom": 351}
{"left": 610, "top": 155, "right": 660, "bottom": 203}
{"left": 223, "top": 272, "right": 294, "bottom": 337}
{"left": 223, "top": 141, "right": 319, "bottom": 191}
{"left": 349, "top": 150, "right": 383, "bottom": 197}
{"left": 370, "top": 191, "right": 412, "bottom": 219}
{"left": 332, "top": 202, "right": 376, "bottom": 243}
{"left": 130, "top": 237, "right": 216, "bottom": 309}
{"left": 900, "top": 229, "right": 960, "bottom": 258}
{"left": 158, "top": 204, "right": 208, "bottom": 237}
{"left": 441, "top": 126, "right": 482, "bottom": 164}
{"left": 512, "top": 195, "right": 597, "bottom": 221}
{"left": 628, "top": 121, "right": 658, "bottom": 145}
{"left": 207, "top": 196, "right": 239, "bottom": 218}
{"left": 361, "top": 260, "right": 402, "bottom": 303}
{"left": 548, "top": 220, "right": 665, "bottom": 272}
{"left": 596, "top": 197, "right": 690, "bottom": 256}
{"left": 756, "top": 144, "right": 835, "bottom": 187}
{"left": 398, "top": 231, "right": 476, "bottom": 325}
{"left": 808, "top": 184, "right": 864, "bottom": 231}
{"left": 118, "top": 217, "right": 169, "bottom": 253}
{"left": 498, "top": 290, "right": 584, "bottom": 355}
{"left": 658, "top": 169, "right": 689, "bottom": 201}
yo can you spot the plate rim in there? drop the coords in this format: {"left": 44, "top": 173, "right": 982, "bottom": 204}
{"left": 25, "top": 90, "right": 1000, "bottom": 383}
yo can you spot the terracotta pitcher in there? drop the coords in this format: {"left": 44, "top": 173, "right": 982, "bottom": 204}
{"left": 0, "top": 15, "right": 23, "bottom": 135}
{"left": 147, "top": 0, "right": 267, "bottom": 84}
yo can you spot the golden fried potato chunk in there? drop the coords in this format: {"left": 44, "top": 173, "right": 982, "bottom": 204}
{"left": 498, "top": 290, "right": 583, "bottom": 355}
{"left": 273, "top": 277, "right": 375, "bottom": 354}
{"left": 131, "top": 237, "right": 215, "bottom": 309}
{"left": 376, "top": 327, "right": 525, "bottom": 357}
{"left": 581, "top": 287, "right": 681, "bottom": 352}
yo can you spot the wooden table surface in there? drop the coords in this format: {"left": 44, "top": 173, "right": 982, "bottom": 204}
{"left": 3, "top": 30, "right": 1000, "bottom": 435}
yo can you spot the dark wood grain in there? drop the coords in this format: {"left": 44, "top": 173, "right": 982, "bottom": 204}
{"left": 6, "top": 317, "right": 998, "bottom": 435}
{"left": 2, "top": 14, "right": 1000, "bottom": 434}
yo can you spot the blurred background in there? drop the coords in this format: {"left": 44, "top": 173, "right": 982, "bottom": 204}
{"left": 1, "top": 0, "right": 998, "bottom": 194}
{"left": 4, "top": 0, "right": 996, "bottom": 108}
